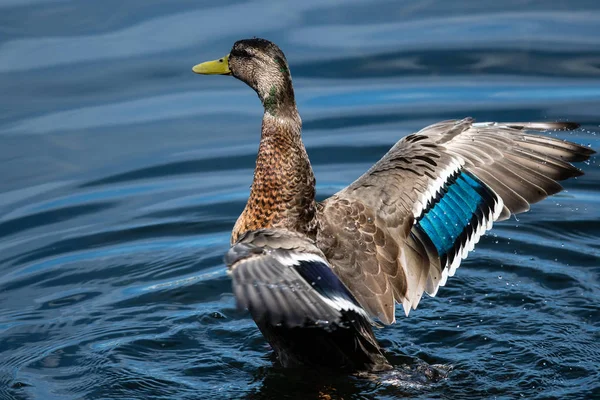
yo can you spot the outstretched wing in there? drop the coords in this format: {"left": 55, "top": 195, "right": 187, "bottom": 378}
{"left": 317, "top": 118, "right": 595, "bottom": 324}
{"left": 224, "top": 228, "right": 370, "bottom": 329}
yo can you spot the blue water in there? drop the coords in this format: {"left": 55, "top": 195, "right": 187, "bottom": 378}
{"left": 1, "top": 1, "right": 599, "bottom": 399}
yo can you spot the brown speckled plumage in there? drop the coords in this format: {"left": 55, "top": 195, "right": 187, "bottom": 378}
{"left": 231, "top": 113, "right": 317, "bottom": 244}
{"left": 195, "top": 38, "right": 595, "bottom": 372}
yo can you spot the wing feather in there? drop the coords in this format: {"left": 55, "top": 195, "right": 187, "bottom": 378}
{"left": 317, "top": 118, "right": 594, "bottom": 322}
{"left": 225, "top": 229, "right": 372, "bottom": 328}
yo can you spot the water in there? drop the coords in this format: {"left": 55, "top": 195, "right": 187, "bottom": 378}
{"left": 1, "top": 0, "right": 599, "bottom": 398}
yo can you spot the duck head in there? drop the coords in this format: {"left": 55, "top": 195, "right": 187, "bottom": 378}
{"left": 193, "top": 38, "right": 296, "bottom": 116}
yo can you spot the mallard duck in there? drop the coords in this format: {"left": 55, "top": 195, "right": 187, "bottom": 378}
{"left": 192, "top": 38, "right": 595, "bottom": 372}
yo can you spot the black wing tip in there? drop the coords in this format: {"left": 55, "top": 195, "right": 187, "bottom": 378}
{"left": 563, "top": 144, "right": 596, "bottom": 163}
{"left": 572, "top": 168, "right": 585, "bottom": 178}
{"left": 579, "top": 146, "right": 597, "bottom": 157}
{"left": 553, "top": 122, "right": 581, "bottom": 131}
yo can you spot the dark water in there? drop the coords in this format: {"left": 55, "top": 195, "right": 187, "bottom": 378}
{"left": 1, "top": 1, "right": 599, "bottom": 399}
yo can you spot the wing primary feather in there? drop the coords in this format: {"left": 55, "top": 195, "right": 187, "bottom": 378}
{"left": 472, "top": 121, "right": 580, "bottom": 131}
{"left": 225, "top": 238, "right": 372, "bottom": 330}
{"left": 515, "top": 134, "right": 594, "bottom": 162}
{"left": 508, "top": 148, "right": 585, "bottom": 180}
{"left": 314, "top": 118, "right": 592, "bottom": 323}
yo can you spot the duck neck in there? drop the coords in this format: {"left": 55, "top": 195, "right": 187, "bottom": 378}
{"left": 232, "top": 110, "right": 317, "bottom": 244}
{"left": 257, "top": 78, "right": 297, "bottom": 119}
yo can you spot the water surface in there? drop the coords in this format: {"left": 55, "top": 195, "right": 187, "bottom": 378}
{"left": 0, "top": 1, "right": 599, "bottom": 399}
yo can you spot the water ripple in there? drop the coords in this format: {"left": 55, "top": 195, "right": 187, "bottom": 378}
{"left": 0, "top": 1, "right": 599, "bottom": 399}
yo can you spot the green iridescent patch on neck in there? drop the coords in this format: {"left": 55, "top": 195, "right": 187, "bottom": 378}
{"left": 275, "top": 57, "right": 288, "bottom": 74}
{"left": 264, "top": 85, "right": 278, "bottom": 116}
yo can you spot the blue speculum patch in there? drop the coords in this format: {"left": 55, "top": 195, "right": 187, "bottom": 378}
{"left": 416, "top": 172, "right": 487, "bottom": 257}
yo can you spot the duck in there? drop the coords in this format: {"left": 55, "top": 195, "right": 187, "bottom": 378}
{"left": 192, "top": 38, "right": 595, "bottom": 372}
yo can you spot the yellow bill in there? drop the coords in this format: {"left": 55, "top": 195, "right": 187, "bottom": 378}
{"left": 192, "top": 54, "right": 231, "bottom": 75}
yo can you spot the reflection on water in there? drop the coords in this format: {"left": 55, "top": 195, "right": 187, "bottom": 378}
{"left": 0, "top": 0, "right": 599, "bottom": 399}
